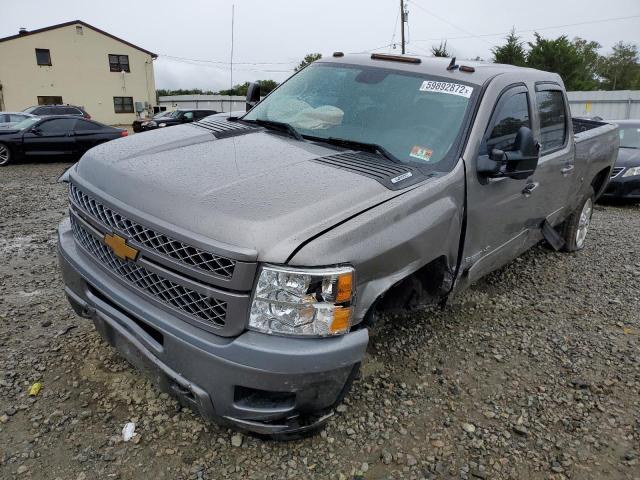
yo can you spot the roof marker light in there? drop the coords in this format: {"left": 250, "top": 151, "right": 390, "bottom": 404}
{"left": 371, "top": 53, "right": 421, "bottom": 64}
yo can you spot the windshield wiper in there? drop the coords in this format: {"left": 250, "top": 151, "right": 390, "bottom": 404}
{"left": 243, "top": 119, "right": 303, "bottom": 141}
{"left": 305, "top": 135, "right": 400, "bottom": 163}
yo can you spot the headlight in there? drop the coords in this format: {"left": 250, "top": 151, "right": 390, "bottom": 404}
{"left": 623, "top": 166, "right": 640, "bottom": 178}
{"left": 249, "top": 265, "right": 355, "bottom": 337}
{"left": 158, "top": 122, "right": 167, "bottom": 127}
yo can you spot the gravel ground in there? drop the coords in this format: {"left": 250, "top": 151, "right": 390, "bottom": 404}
{"left": 1, "top": 161, "right": 639, "bottom": 480}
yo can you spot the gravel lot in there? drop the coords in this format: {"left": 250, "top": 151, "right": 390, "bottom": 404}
{"left": 1, "top": 161, "right": 639, "bottom": 480}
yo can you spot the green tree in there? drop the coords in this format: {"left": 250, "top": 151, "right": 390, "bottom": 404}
{"left": 571, "top": 37, "right": 602, "bottom": 90}
{"left": 492, "top": 29, "right": 526, "bottom": 66}
{"left": 256, "top": 79, "right": 279, "bottom": 94}
{"left": 526, "top": 33, "right": 586, "bottom": 90}
{"left": 431, "top": 40, "right": 450, "bottom": 58}
{"left": 598, "top": 42, "right": 640, "bottom": 90}
{"left": 295, "top": 53, "right": 322, "bottom": 71}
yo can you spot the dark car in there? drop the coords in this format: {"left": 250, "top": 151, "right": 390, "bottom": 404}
{"left": 0, "top": 115, "right": 126, "bottom": 166}
{"left": 23, "top": 104, "right": 91, "bottom": 119}
{"left": 601, "top": 120, "right": 640, "bottom": 201}
{"left": 133, "top": 109, "right": 217, "bottom": 132}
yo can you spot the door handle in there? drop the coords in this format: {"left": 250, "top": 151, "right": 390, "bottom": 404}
{"left": 522, "top": 182, "right": 539, "bottom": 197}
{"left": 561, "top": 165, "right": 574, "bottom": 176}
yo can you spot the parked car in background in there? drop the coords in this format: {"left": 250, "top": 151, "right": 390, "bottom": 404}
{"left": 601, "top": 119, "right": 640, "bottom": 201}
{"left": 23, "top": 104, "right": 91, "bottom": 119}
{"left": 0, "top": 115, "right": 126, "bottom": 166}
{"left": 133, "top": 109, "right": 217, "bottom": 132}
{"left": 57, "top": 54, "right": 617, "bottom": 436}
{"left": 0, "top": 112, "right": 36, "bottom": 128}
{"left": 131, "top": 110, "right": 171, "bottom": 133}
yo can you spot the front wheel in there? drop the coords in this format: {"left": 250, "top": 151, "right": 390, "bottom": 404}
{"left": 0, "top": 143, "right": 11, "bottom": 166}
{"left": 561, "top": 187, "right": 594, "bottom": 252}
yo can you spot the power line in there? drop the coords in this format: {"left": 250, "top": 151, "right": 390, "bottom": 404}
{"left": 410, "top": 13, "right": 640, "bottom": 43}
{"left": 407, "top": 0, "right": 493, "bottom": 46}
{"left": 158, "top": 54, "right": 297, "bottom": 66}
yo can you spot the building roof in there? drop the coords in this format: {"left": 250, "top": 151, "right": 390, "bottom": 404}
{"left": 0, "top": 20, "right": 157, "bottom": 58}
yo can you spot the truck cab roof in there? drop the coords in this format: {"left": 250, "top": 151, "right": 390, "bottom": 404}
{"left": 318, "top": 54, "right": 562, "bottom": 87}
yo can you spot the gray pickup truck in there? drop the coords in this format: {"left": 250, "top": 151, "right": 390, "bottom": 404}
{"left": 57, "top": 53, "right": 618, "bottom": 437}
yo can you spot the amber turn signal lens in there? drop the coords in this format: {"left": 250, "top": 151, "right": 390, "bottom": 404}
{"left": 330, "top": 307, "right": 352, "bottom": 334}
{"left": 335, "top": 272, "right": 353, "bottom": 303}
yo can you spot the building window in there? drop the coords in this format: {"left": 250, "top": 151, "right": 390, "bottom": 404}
{"left": 114, "top": 97, "right": 134, "bottom": 113}
{"left": 35, "top": 49, "right": 52, "bottom": 66}
{"left": 109, "top": 54, "right": 130, "bottom": 72}
{"left": 76, "top": 26, "right": 83, "bottom": 35}
{"left": 37, "top": 96, "right": 63, "bottom": 105}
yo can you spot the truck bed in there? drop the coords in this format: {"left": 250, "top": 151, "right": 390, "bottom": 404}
{"left": 572, "top": 117, "right": 619, "bottom": 201}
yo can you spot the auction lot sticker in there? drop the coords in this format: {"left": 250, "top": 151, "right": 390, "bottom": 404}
{"left": 419, "top": 81, "right": 473, "bottom": 98}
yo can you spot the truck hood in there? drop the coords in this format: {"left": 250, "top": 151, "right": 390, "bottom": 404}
{"left": 73, "top": 125, "right": 403, "bottom": 262}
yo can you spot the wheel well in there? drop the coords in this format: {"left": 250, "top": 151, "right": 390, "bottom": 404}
{"left": 368, "top": 256, "right": 452, "bottom": 319}
{"left": 591, "top": 167, "right": 610, "bottom": 198}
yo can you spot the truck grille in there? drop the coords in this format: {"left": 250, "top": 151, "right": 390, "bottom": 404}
{"left": 71, "top": 217, "right": 227, "bottom": 327}
{"left": 69, "top": 183, "right": 236, "bottom": 279}
{"left": 611, "top": 167, "right": 625, "bottom": 178}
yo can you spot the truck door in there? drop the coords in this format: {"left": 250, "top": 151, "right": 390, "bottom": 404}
{"left": 530, "top": 83, "right": 574, "bottom": 226}
{"left": 462, "top": 84, "right": 537, "bottom": 284}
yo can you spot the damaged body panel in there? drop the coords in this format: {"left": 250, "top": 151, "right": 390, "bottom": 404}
{"left": 57, "top": 54, "right": 618, "bottom": 436}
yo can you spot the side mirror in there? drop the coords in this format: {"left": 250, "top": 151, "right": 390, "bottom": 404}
{"left": 477, "top": 127, "right": 540, "bottom": 180}
{"left": 246, "top": 83, "right": 261, "bottom": 112}
{"left": 31, "top": 127, "right": 42, "bottom": 135}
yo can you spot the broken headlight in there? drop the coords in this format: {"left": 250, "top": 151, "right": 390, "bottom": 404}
{"left": 249, "top": 265, "right": 355, "bottom": 337}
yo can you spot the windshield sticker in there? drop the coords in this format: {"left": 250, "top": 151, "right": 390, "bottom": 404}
{"left": 419, "top": 81, "right": 473, "bottom": 98}
{"left": 409, "top": 146, "right": 433, "bottom": 162}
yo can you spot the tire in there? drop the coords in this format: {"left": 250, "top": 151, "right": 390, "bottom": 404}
{"left": 0, "top": 143, "right": 11, "bottom": 167}
{"left": 561, "top": 187, "right": 594, "bottom": 252}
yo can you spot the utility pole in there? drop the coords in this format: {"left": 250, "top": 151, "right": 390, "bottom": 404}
{"left": 400, "top": 0, "right": 406, "bottom": 54}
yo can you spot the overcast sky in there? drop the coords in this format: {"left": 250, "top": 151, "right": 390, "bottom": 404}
{"left": 1, "top": 0, "right": 639, "bottom": 91}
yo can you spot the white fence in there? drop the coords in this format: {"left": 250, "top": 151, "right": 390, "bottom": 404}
{"left": 158, "top": 95, "right": 248, "bottom": 114}
{"left": 567, "top": 90, "right": 640, "bottom": 120}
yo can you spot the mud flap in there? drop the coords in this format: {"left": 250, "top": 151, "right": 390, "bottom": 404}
{"left": 542, "top": 220, "right": 565, "bottom": 251}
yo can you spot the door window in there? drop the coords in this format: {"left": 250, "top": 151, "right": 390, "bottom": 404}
{"left": 536, "top": 90, "right": 567, "bottom": 153}
{"left": 183, "top": 111, "right": 195, "bottom": 121}
{"left": 37, "top": 118, "right": 77, "bottom": 133}
{"left": 485, "top": 90, "right": 531, "bottom": 153}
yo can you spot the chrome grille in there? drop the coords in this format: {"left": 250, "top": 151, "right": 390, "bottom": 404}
{"left": 71, "top": 218, "right": 227, "bottom": 327}
{"left": 69, "top": 183, "right": 236, "bottom": 278}
{"left": 611, "top": 167, "right": 625, "bottom": 178}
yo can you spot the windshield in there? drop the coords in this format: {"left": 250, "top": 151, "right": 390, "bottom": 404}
{"left": 243, "top": 63, "right": 476, "bottom": 169}
{"left": 10, "top": 117, "right": 40, "bottom": 130}
{"left": 619, "top": 126, "right": 640, "bottom": 149}
{"left": 22, "top": 106, "right": 38, "bottom": 114}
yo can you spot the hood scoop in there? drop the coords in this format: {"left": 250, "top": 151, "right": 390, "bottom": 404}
{"left": 313, "top": 151, "right": 426, "bottom": 190}
{"left": 191, "top": 119, "right": 260, "bottom": 139}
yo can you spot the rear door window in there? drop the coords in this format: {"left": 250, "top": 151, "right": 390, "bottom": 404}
{"left": 74, "top": 119, "right": 103, "bottom": 132}
{"left": 536, "top": 89, "right": 567, "bottom": 154}
{"left": 485, "top": 88, "right": 531, "bottom": 153}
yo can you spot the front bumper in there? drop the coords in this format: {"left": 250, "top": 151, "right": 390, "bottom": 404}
{"left": 601, "top": 176, "right": 640, "bottom": 199}
{"left": 57, "top": 218, "right": 368, "bottom": 435}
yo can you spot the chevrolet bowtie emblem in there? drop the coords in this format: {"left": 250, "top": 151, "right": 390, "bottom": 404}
{"left": 103, "top": 233, "right": 139, "bottom": 262}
